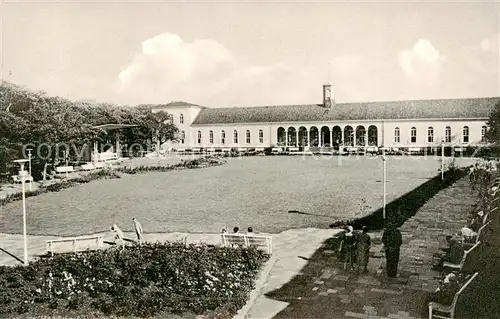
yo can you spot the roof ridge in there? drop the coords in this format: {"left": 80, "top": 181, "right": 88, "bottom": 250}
{"left": 207, "top": 96, "right": 500, "bottom": 109}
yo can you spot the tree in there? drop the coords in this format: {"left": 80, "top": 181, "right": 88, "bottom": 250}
{"left": 0, "top": 82, "right": 179, "bottom": 179}
{"left": 486, "top": 101, "right": 500, "bottom": 145}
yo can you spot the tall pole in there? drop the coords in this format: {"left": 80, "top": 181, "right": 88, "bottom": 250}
{"left": 14, "top": 160, "right": 30, "bottom": 266}
{"left": 64, "top": 150, "right": 69, "bottom": 178}
{"left": 22, "top": 174, "right": 28, "bottom": 265}
{"left": 27, "top": 150, "right": 32, "bottom": 191}
{"left": 441, "top": 140, "right": 445, "bottom": 181}
{"left": 383, "top": 151, "right": 387, "bottom": 221}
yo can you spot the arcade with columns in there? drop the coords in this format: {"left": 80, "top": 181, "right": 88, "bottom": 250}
{"left": 276, "top": 124, "right": 378, "bottom": 148}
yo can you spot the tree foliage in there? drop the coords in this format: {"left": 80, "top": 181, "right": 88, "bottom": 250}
{"left": 0, "top": 82, "right": 178, "bottom": 181}
{"left": 486, "top": 101, "right": 500, "bottom": 145}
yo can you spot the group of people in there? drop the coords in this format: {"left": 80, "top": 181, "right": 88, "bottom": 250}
{"left": 338, "top": 222, "right": 403, "bottom": 278}
{"left": 337, "top": 225, "right": 371, "bottom": 274}
{"left": 469, "top": 160, "right": 497, "bottom": 190}
{"left": 110, "top": 217, "right": 144, "bottom": 248}
{"left": 432, "top": 208, "right": 488, "bottom": 271}
{"left": 221, "top": 226, "right": 254, "bottom": 234}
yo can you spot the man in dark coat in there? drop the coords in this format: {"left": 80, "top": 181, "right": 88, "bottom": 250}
{"left": 382, "top": 222, "right": 403, "bottom": 277}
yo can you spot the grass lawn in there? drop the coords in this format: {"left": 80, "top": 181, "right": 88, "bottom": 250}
{"left": 0, "top": 155, "right": 476, "bottom": 236}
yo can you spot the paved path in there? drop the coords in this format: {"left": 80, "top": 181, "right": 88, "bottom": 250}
{"left": 247, "top": 177, "right": 476, "bottom": 319}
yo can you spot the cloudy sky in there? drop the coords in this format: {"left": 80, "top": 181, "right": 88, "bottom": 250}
{"left": 1, "top": 1, "right": 499, "bottom": 107}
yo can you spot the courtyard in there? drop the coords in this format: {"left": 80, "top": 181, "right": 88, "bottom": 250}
{"left": 0, "top": 155, "right": 475, "bottom": 236}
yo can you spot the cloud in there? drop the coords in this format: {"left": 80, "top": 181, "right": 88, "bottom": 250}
{"left": 478, "top": 34, "right": 499, "bottom": 52}
{"left": 398, "top": 39, "right": 446, "bottom": 83}
{"left": 114, "top": 32, "right": 320, "bottom": 106}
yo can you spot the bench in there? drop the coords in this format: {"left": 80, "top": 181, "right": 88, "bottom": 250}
{"left": 46, "top": 235, "right": 104, "bottom": 256}
{"left": 55, "top": 166, "right": 75, "bottom": 174}
{"left": 366, "top": 147, "right": 378, "bottom": 153}
{"left": 443, "top": 241, "right": 480, "bottom": 272}
{"left": 81, "top": 163, "right": 95, "bottom": 171}
{"left": 428, "top": 272, "right": 479, "bottom": 319}
{"left": 463, "top": 220, "right": 491, "bottom": 249}
{"left": 221, "top": 234, "right": 272, "bottom": 254}
{"left": 11, "top": 175, "right": 34, "bottom": 184}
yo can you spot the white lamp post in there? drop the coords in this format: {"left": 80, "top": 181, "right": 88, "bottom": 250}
{"left": 382, "top": 151, "right": 387, "bottom": 221}
{"left": 27, "top": 149, "right": 33, "bottom": 191}
{"left": 441, "top": 139, "right": 445, "bottom": 181}
{"left": 63, "top": 150, "right": 69, "bottom": 178}
{"left": 13, "top": 159, "right": 29, "bottom": 266}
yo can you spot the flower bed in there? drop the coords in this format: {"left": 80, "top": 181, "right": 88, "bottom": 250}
{"left": 0, "top": 157, "right": 226, "bottom": 207}
{"left": 0, "top": 242, "right": 269, "bottom": 318}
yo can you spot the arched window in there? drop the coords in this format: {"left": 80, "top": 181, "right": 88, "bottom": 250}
{"left": 481, "top": 126, "right": 487, "bottom": 143}
{"left": 209, "top": 130, "right": 214, "bottom": 144}
{"left": 394, "top": 127, "right": 400, "bottom": 143}
{"left": 246, "top": 130, "right": 251, "bottom": 144}
{"left": 221, "top": 130, "right": 226, "bottom": 144}
{"left": 180, "top": 114, "right": 184, "bottom": 124}
{"left": 197, "top": 131, "right": 202, "bottom": 144}
{"left": 445, "top": 126, "right": 451, "bottom": 143}
{"left": 427, "top": 127, "right": 434, "bottom": 143}
{"left": 259, "top": 129, "right": 264, "bottom": 143}
{"left": 410, "top": 127, "right": 417, "bottom": 143}
{"left": 233, "top": 130, "right": 238, "bottom": 144}
{"left": 462, "top": 126, "right": 469, "bottom": 143}
{"left": 180, "top": 131, "right": 185, "bottom": 144}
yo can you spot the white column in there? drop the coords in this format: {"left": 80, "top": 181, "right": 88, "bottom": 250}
{"left": 307, "top": 130, "right": 310, "bottom": 147}
{"left": 93, "top": 142, "right": 98, "bottom": 164}
{"left": 285, "top": 130, "right": 288, "bottom": 147}
{"left": 295, "top": 130, "right": 298, "bottom": 147}
{"left": 116, "top": 132, "right": 121, "bottom": 158}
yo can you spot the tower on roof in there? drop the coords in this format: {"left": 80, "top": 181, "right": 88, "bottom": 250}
{"left": 323, "top": 83, "right": 334, "bottom": 108}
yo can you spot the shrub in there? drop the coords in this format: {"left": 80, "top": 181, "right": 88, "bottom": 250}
{"left": 0, "top": 242, "right": 269, "bottom": 318}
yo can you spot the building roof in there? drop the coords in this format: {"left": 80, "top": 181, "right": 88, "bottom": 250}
{"left": 192, "top": 97, "right": 500, "bottom": 125}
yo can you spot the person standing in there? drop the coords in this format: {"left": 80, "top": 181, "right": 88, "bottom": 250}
{"left": 356, "top": 226, "right": 371, "bottom": 273}
{"left": 382, "top": 222, "right": 403, "bottom": 278}
{"left": 110, "top": 224, "right": 125, "bottom": 250}
{"left": 343, "top": 226, "right": 357, "bottom": 271}
{"left": 132, "top": 218, "right": 144, "bottom": 245}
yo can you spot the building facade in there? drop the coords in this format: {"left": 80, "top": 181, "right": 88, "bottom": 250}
{"left": 152, "top": 85, "right": 499, "bottom": 150}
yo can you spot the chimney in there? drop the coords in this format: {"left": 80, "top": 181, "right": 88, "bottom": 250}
{"left": 323, "top": 83, "right": 335, "bottom": 108}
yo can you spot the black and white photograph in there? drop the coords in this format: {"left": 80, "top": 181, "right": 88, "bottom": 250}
{"left": 0, "top": 1, "right": 499, "bottom": 318}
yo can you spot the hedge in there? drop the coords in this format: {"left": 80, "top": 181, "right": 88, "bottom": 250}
{"left": 0, "top": 242, "right": 269, "bottom": 318}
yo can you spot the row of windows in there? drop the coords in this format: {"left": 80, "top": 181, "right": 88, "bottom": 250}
{"left": 394, "top": 126, "right": 487, "bottom": 144}
{"left": 195, "top": 130, "right": 265, "bottom": 144}
{"left": 177, "top": 125, "right": 488, "bottom": 145}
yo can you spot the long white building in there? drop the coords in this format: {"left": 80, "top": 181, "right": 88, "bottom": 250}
{"left": 152, "top": 85, "right": 499, "bottom": 151}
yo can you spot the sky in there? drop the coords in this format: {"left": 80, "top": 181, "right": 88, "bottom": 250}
{"left": 1, "top": 1, "right": 499, "bottom": 107}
